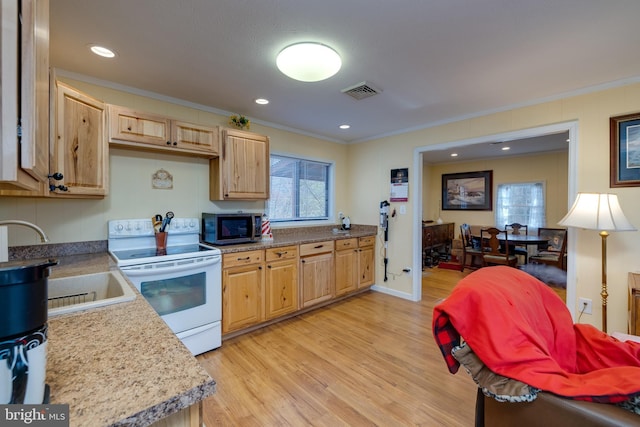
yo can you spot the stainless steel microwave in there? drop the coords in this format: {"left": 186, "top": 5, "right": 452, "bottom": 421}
{"left": 201, "top": 213, "right": 262, "bottom": 245}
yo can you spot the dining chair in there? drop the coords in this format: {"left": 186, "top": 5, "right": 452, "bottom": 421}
{"left": 529, "top": 228, "right": 567, "bottom": 270}
{"left": 479, "top": 227, "right": 518, "bottom": 268}
{"left": 505, "top": 222, "right": 529, "bottom": 264}
{"left": 459, "top": 223, "right": 483, "bottom": 271}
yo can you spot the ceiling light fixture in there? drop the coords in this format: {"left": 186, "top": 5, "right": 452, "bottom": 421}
{"left": 451, "top": 153, "right": 458, "bottom": 157}
{"left": 502, "top": 146, "right": 511, "bottom": 151}
{"left": 89, "top": 45, "right": 116, "bottom": 58}
{"left": 339, "top": 124, "right": 350, "bottom": 129}
{"left": 255, "top": 98, "right": 269, "bottom": 105}
{"left": 276, "top": 42, "right": 341, "bottom": 82}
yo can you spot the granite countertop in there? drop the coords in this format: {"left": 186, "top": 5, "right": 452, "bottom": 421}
{"left": 214, "top": 224, "right": 378, "bottom": 253}
{"left": 45, "top": 253, "right": 216, "bottom": 427}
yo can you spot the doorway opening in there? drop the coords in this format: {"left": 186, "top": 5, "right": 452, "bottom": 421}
{"left": 411, "top": 121, "right": 578, "bottom": 318}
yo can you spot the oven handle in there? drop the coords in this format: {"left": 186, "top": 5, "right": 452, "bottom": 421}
{"left": 120, "top": 256, "right": 220, "bottom": 276}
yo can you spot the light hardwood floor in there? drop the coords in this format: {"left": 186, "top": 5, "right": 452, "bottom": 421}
{"left": 197, "top": 267, "right": 479, "bottom": 426}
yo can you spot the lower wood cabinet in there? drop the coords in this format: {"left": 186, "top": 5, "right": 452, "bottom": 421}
{"left": 222, "top": 250, "right": 264, "bottom": 334}
{"left": 300, "top": 241, "right": 335, "bottom": 308}
{"left": 221, "top": 236, "right": 374, "bottom": 338}
{"left": 265, "top": 246, "right": 298, "bottom": 320}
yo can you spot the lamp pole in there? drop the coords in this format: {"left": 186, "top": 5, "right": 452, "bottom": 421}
{"left": 600, "top": 230, "right": 609, "bottom": 333}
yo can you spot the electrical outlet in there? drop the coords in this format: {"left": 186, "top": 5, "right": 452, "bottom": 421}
{"left": 402, "top": 267, "right": 411, "bottom": 273}
{"left": 578, "top": 297, "right": 592, "bottom": 315}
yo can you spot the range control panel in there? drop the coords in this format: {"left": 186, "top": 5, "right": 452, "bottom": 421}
{"left": 108, "top": 218, "right": 200, "bottom": 238}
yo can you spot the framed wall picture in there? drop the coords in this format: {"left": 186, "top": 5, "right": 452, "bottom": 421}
{"left": 610, "top": 112, "right": 640, "bottom": 187}
{"left": 442, "top": 170, "right": 493, "bottom": 211}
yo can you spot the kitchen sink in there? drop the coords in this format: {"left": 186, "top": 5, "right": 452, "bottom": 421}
{"left": 48, "top": 270, "right": 136, "bottom": 316}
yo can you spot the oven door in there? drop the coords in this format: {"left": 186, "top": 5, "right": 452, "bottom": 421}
{"left": 119, "top": 255, "right": 221, "bottom": 334}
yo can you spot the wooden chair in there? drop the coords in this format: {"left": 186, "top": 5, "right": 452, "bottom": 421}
{"left": 505, "top": 222, "right": 529, "bottom": 264}
{"left": 529, "top": 228, "right": 567, "bottom": 270}
{"left": 480, "top": 227, "right": 518, "bottom": 267}
{"left": 459, "top": 223, "right": 484, "bottom": 271}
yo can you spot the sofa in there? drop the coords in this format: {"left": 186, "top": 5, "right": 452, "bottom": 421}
{"left": 476, "top": 389, "right": 640, "bottom": 426}
{"left": 432, "top": 266, "right": 640, "bottom": 426}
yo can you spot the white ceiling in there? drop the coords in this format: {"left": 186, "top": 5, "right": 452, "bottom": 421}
{"left": 50, "top": 0, "right": 640, "bottom": 146}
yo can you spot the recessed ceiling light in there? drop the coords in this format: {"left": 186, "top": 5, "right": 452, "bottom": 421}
{"left": 339, "top": 124, "right": 350, "bottom": 129}
{"left": 89, "top": 45, "right": 116, "bottom": 58}
{"left": 255, "top": 98, "right": 269, "bottom": 105}
{"left": 450, "top": 153, "right": 458, "bottom": 157}
{"left": 276, "top": 42, "right": 341, "bottom": 82}
{"left": 502, "top": 146, "right": 511, "bottom": 151}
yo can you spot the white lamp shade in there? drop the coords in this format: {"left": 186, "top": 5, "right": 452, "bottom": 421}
{"left": 558, "top": 193, "right": 636, "bottom": 231}
{"left": 276, "top": 42, "right": 341, "bottom": 82}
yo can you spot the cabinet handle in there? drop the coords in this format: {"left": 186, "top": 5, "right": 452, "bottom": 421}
{"left": 276, "top": 251, "right": 288, "bottom": 257}
{"left": 314, "top": 245, "right": 324, "bottom": 249}
{"left": 301, "top": 259, "right": 306, "bottom": 263}
{"left": 173, "top": 141, "right": 178, "bottom": 146}
{"left": 166, "top": 141, "right": 171, "bottom": 145}
{"left": 267, "top": 265, "right": 272, "bottom": 269}
{"left": 237, "top": 256, "right": 251, "bottom": 261}
{"left": 258, "top": 266, "right": 262, "bottom": 270}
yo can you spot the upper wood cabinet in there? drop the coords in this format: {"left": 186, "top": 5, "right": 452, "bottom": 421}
{"left": 108, "top": 105, "right": 219, "bottom": 157}
{"left": 0, "top": 0, "right": 49, "bottom": 192}
{"left": 209, "top": 128, "right": 270, "bottom": 200}
{"left": 51, "top": 81, "right": 108, "bottom": 197}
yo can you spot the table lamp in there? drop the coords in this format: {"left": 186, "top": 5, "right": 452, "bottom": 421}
{"left": 558, "top": 193, "right": 636, "bottom": 332}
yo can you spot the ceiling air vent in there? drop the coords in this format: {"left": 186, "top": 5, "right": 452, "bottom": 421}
{"left": 341, "top": 81, "right": 382, "bottom": 100}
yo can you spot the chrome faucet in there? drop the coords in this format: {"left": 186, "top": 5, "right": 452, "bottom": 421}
{"left": 0, "top": 220, "right": 49, "bottom": 242}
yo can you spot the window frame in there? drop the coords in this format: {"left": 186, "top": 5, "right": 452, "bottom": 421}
{"left": 266, "top": 152, "right": 335, "bottom": 226}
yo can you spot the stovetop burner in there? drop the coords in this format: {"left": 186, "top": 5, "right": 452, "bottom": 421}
{"left": 111, "top": 244, "right": 216, "bottom": 261}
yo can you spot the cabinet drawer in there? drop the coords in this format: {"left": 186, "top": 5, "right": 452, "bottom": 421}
{"left": 299, "top": 240, "right": 334, "bottom": 257}
{"left": 335, "top": 238, "right": 357, "bottom": 251}
{"left": 223, "top": 250, "right": 264, "bottom": 268}
{"left": 265, "top": 245, "right": 298, "bottom": 262}
{"left": 359, "top": 236, "right": 375, "bottom": 247}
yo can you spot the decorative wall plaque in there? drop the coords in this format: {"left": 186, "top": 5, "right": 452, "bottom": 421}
{"left": 152, "top": 168, "right": 173, "bottom": 189}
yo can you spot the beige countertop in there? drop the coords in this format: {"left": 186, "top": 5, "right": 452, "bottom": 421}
{"left": 45, "top": 253, "right": 216, "bottom": 427}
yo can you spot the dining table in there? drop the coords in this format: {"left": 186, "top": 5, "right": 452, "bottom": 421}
{"left": 472, "top": 233, "right": 550, "bottom": 246}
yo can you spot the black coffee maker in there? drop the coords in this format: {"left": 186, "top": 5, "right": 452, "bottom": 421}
{"left": 0, "top": 259, "right": 57, "bottom": 404}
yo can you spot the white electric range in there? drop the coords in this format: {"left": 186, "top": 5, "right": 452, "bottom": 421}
{"left": 108, "top": 217, "right": 222, "bottom": 355}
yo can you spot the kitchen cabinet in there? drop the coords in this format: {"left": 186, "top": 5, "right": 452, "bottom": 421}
{"left": 265, "top": 246, "right": 298, "bottom": 320}
{"left": 209, "top": 128, "right": 269, "bottom": 200}
{"left": 299, "top": 240, "right": 335, "bottom": 308}
{"left": 108, "top": 105, "right": 219, "bottom": 157}
{"left": 222, "top": 250, "right": 265, "bottom": 334}
{"left": 0, "top": 0, "right": 49, "bottom": 192}
{"left": 335, "top": 238, "right": 358, "bottom": 296}
{"left": 357, "top": 236, "right": 375, "bottom": 288}
{"left": 50, "top": 81, "right": 108, "bottom": 197}
{"left": 335, "top": 236, "right": 375, "bottom": 296}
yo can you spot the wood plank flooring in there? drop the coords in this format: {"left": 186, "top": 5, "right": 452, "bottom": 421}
{"left": 197, "top": 267, "right": 478, "bottom": 426}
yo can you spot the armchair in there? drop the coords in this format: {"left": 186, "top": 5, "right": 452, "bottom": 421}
{"left": 529, "top": 227, "right": 567, "bottom": 270}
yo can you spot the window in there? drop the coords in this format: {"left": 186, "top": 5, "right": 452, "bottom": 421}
{"left": 267, "top": 154, "right": 331, "bottom": 222}
{"left": 495, "top": 182, "right": 546, "bottom": 230}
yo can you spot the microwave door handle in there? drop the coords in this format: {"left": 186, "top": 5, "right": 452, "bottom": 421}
{"left": 120, "top": 257, "right": 221, "bottom": 276}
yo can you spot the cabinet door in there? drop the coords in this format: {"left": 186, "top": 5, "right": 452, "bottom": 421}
{"left": 335, "top": 248, "right": 358, "bottom": 296}
{"left": 108, "top": 105, "right": 171, "bottom": 147}
{"left": 222, "top": 264, "right": 264, "bottom": 333}
{"left": 358, "top": 245, "right": 375, "bottom": 288}
{"left": 265, "top": 259, "right": 298, "bottom": 320}
{"left": 300, "top": 252, "right": 334, "bottom": 308}
{"left": 171, "top": 120, "right": 218, "bottom": 155}
{"left": 212, "top": 128, "right": 269, "bottom": 200}
{"left": 52, "top": 82, "right": 108, "bottom": 197}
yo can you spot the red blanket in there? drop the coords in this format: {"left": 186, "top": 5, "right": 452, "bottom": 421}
{"left": 433, "top": 266, "right": 640, "bottom": 403}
